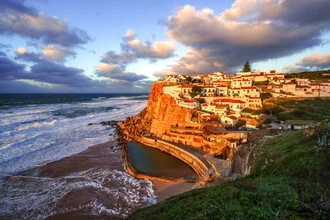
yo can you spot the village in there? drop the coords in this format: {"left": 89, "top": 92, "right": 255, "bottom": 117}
{"left": 120, "top": 69, "right": 330, "bottom": 179}
{"left": 161, "top": 71, "right": 330, "bottom": 126}
{"left": 151, "top": 70, "right": 330, "bottom": 156}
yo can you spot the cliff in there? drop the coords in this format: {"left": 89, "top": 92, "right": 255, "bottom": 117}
{"left": 119, "top": 82, "right": 193, "bottom": 140}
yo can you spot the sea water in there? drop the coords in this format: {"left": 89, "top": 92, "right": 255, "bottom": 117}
{"left": 0, "top": 93, "right": 157, "bottom": 219}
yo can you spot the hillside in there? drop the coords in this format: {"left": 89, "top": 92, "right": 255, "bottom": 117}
{"left": 285, "top": 69, "right": 330, "bottom": 80}
{"left": 129, "top": 128, "right": 330, "bottom": 219}
{"left": 263, "top": 97, "right": 330, "bottom": 122}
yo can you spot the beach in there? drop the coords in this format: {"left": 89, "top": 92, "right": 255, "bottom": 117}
{"left": 1, "top": 139, "right": 200, "bottom": 219}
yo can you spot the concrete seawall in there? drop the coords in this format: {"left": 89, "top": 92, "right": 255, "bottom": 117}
{"left": 134, "top": 136, "right": 212, "bottom": 182}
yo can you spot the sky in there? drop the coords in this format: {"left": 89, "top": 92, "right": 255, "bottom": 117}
{"left": 0, "top": 0, "right": 330, "bottom": 93}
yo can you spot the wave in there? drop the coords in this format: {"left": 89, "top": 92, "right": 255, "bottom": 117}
{"left": 0, "top": 168, "right": 156, "bottom": 219}
{"left": 0, "top": 97, "right": 147, "bottom": 174}
{"left": 51, "top": 106, "right": 117, "bottom": 118}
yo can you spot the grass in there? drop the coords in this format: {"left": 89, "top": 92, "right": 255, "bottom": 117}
{"left": 129, "top": 129, "right": 330, "bottom": 219}
{"left": 263, "top": 98, "right": 330, "bottom": 122}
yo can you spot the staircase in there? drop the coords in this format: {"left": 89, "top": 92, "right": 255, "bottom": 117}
{"left": 232, "top": 157, "right": 241, "bottom": 174}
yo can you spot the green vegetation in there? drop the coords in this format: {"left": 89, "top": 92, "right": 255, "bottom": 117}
{"left": 235, "top": 119, "right": 246, "bottom": 128}
{"left": 242, "top": 107, "right": 263, "bottom": 115}
{"left": 242, "top": 61, "right": 252, "bottom": 72}
{"left": 260, "top": 92, "right": 272, "bottom": 100}
{"left": 185, "top": 76, "right": 192, "bottom": 83}
{"left": 263, "top": 98, "right": 330, "bottom": 121}
{"left": 253, "top": 80, "right": 269, "bottom": 86}
{"left": 130, "top": 129, "right": 330, "bottom": 219}
{"left": 195, "top": 98, "right": 206, "bottom": 104}
{"left": 285, "top": 69, "right": 330, "bottom": 80}
{"left": 189, "top": 85, "right": 202, "bottom": 98}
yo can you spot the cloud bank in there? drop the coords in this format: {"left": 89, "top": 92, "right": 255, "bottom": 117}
{"left": 157, "top": 0, "right": 330, "bottom": 76}
{"left": 0, "top": 0, "right": 91, "bottom": 47}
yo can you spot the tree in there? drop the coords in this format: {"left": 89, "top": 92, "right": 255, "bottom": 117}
{"left": 191, "top": 85, "right": 202, "bottom": 93}
{"left": 189, "top": 85, "right": 202, "bottom": 98}
{"left": 235, "top": 119, "right": 246, "bottom": 128}
{"left": 242, "top": 61, "right": 251, "bottom": 72}
{"left": 185, "top": 76, "right": 192, "bottom": 83}
{"left": 260, "top": 92, "right": 272, "bottom": 101}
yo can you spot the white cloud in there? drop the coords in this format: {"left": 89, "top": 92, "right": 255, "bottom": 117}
{"left": 296, "top": 53, "right": 330, "bottom": 68}
{"left": 15, "top": 47, "right": 28, "bottom": 55}
{"left": 162, "top": 1, "right": 330, "bottom": 73}
{"left": 42, "top": 45, "right": 76, "bottom": 62}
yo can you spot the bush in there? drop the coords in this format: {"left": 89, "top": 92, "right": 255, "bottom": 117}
{"left": 235, "top": 119, "right": 247, "bottom": 128}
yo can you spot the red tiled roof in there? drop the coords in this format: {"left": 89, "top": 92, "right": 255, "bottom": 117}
{"left": 214, "top": 98, "right": 245, "bottom": 104}
{"left": 178, "top": 85, "right": 194, "bottom": 88}
{"left": 240, "top": 86, "right": 257, "bottom": 89}
{"left": 184, "top": 99, "right": 198, "bottom": 103}
{"left": 248, "top": 97, "right": 261, "bottom": 99}
{"left": 216, "top": 104, "right": 227, "bottom": 109}
{"left": 228, "top": 115, "right": 238, "bottom": 120}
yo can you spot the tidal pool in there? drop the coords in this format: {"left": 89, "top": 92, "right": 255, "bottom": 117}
{"left": 125, "top": 142, "right": 198, "bottom": 181}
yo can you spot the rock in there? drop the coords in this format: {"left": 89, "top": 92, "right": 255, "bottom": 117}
{"left": 87, "top": 123, "right": 94, "bottom": 126}
{"left": 118, "top": 82, "right": 194, "bottom": 141}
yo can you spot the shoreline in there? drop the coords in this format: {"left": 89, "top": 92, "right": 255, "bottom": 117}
{"left": 15, "top": 139, "right": 204, "bottom": 213}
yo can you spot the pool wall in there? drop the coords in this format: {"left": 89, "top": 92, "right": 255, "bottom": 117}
{"left": 124, "top": 136, "right": 212, "bottom": 183}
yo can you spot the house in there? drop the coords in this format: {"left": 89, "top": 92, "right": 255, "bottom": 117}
{"left": 201, "top": 85, "right": 216, "bottom": 96}
{"left": 213, "top": 98, "right": 246, "bottom": 113}
{"left": 177, "top": 85, "right": 194, "bottom": 95}
{"left": 244, "top": 96, "right": 262, "bottom": 109}
{"left": 216, "top": 86, "right": 228, "bottom": 97}
{"left": 222, "top": 115, "right": 238, "bottom": 125}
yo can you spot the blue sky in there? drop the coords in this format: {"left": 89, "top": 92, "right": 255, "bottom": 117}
{"left": 0, "top": 0, "right": 330, "bottom": 93}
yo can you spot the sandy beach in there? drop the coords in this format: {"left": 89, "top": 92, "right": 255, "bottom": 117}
{"left": 151, "top": 180, "right": 200, "bottom": 202}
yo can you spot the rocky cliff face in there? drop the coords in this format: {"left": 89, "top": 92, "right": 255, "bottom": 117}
{"left": 119, "top": 82, "right": 193, "bottom": 140}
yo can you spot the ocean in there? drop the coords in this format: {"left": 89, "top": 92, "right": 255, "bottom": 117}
{"left": 0, "top": 93, "right": 156, "bottom": 219}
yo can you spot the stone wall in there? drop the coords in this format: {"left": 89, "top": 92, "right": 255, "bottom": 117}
{"left": 136, "top": 136, "right": 211, "bottom": 181}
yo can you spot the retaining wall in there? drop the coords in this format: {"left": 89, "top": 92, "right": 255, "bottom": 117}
{"left": 135, "top": 136, "right": 211, "bottom": 181}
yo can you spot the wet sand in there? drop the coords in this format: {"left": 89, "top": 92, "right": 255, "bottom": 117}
{"left": 20, "top": 140, "right": 124, "bottom": 178}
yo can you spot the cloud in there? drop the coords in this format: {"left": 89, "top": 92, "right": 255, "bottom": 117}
{"left": 162, "top": 1, "right": 330, "bottom": 74}
{"left": 0, "top": 51, "right": 27, "bottom": 80}
{"left": 94, "top": 63, "right": 147, "bottom": 83}
{"left": 101, "top": 29, "right": 175, "bottom": 67}
{"left": 42, "top": 45, "right": 76, "bottom": 62}
{"left": 0, "top": 43, "right": 12, "bottom": 51}
{"left": 296, "top": 53, "right": 330, "bottom": 69}
{"left": 2, "top": 49, "right": 97, "bottom": 88}
{"left": 101, "top": 51, "right": 137, "bottom": 67}
{"left": 284, "top": 52, "right": 330, "bottom": 72}
{"left": 0, "top": 0, "right": 91, "bottom": 47}
{"left": 15, "top": 46, "right": 75, "bottom": 63}
{"left": 123, "top": 39, "right": 175, "bottom": 60}
{"left": 14, "top": 47, "right": 42, "bottom": 62}
{"left": 125, "top": 29, "right": 136, "bottom": 40}
{"left": 283, "top": 65, "right": 309, "bottom": 73}
{"left": 29, "top": 60, "right": 94, "bottom": 87}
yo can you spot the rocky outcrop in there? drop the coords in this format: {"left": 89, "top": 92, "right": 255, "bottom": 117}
{"left": 119, "top": 82, "right": 194, "bottom": 140}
